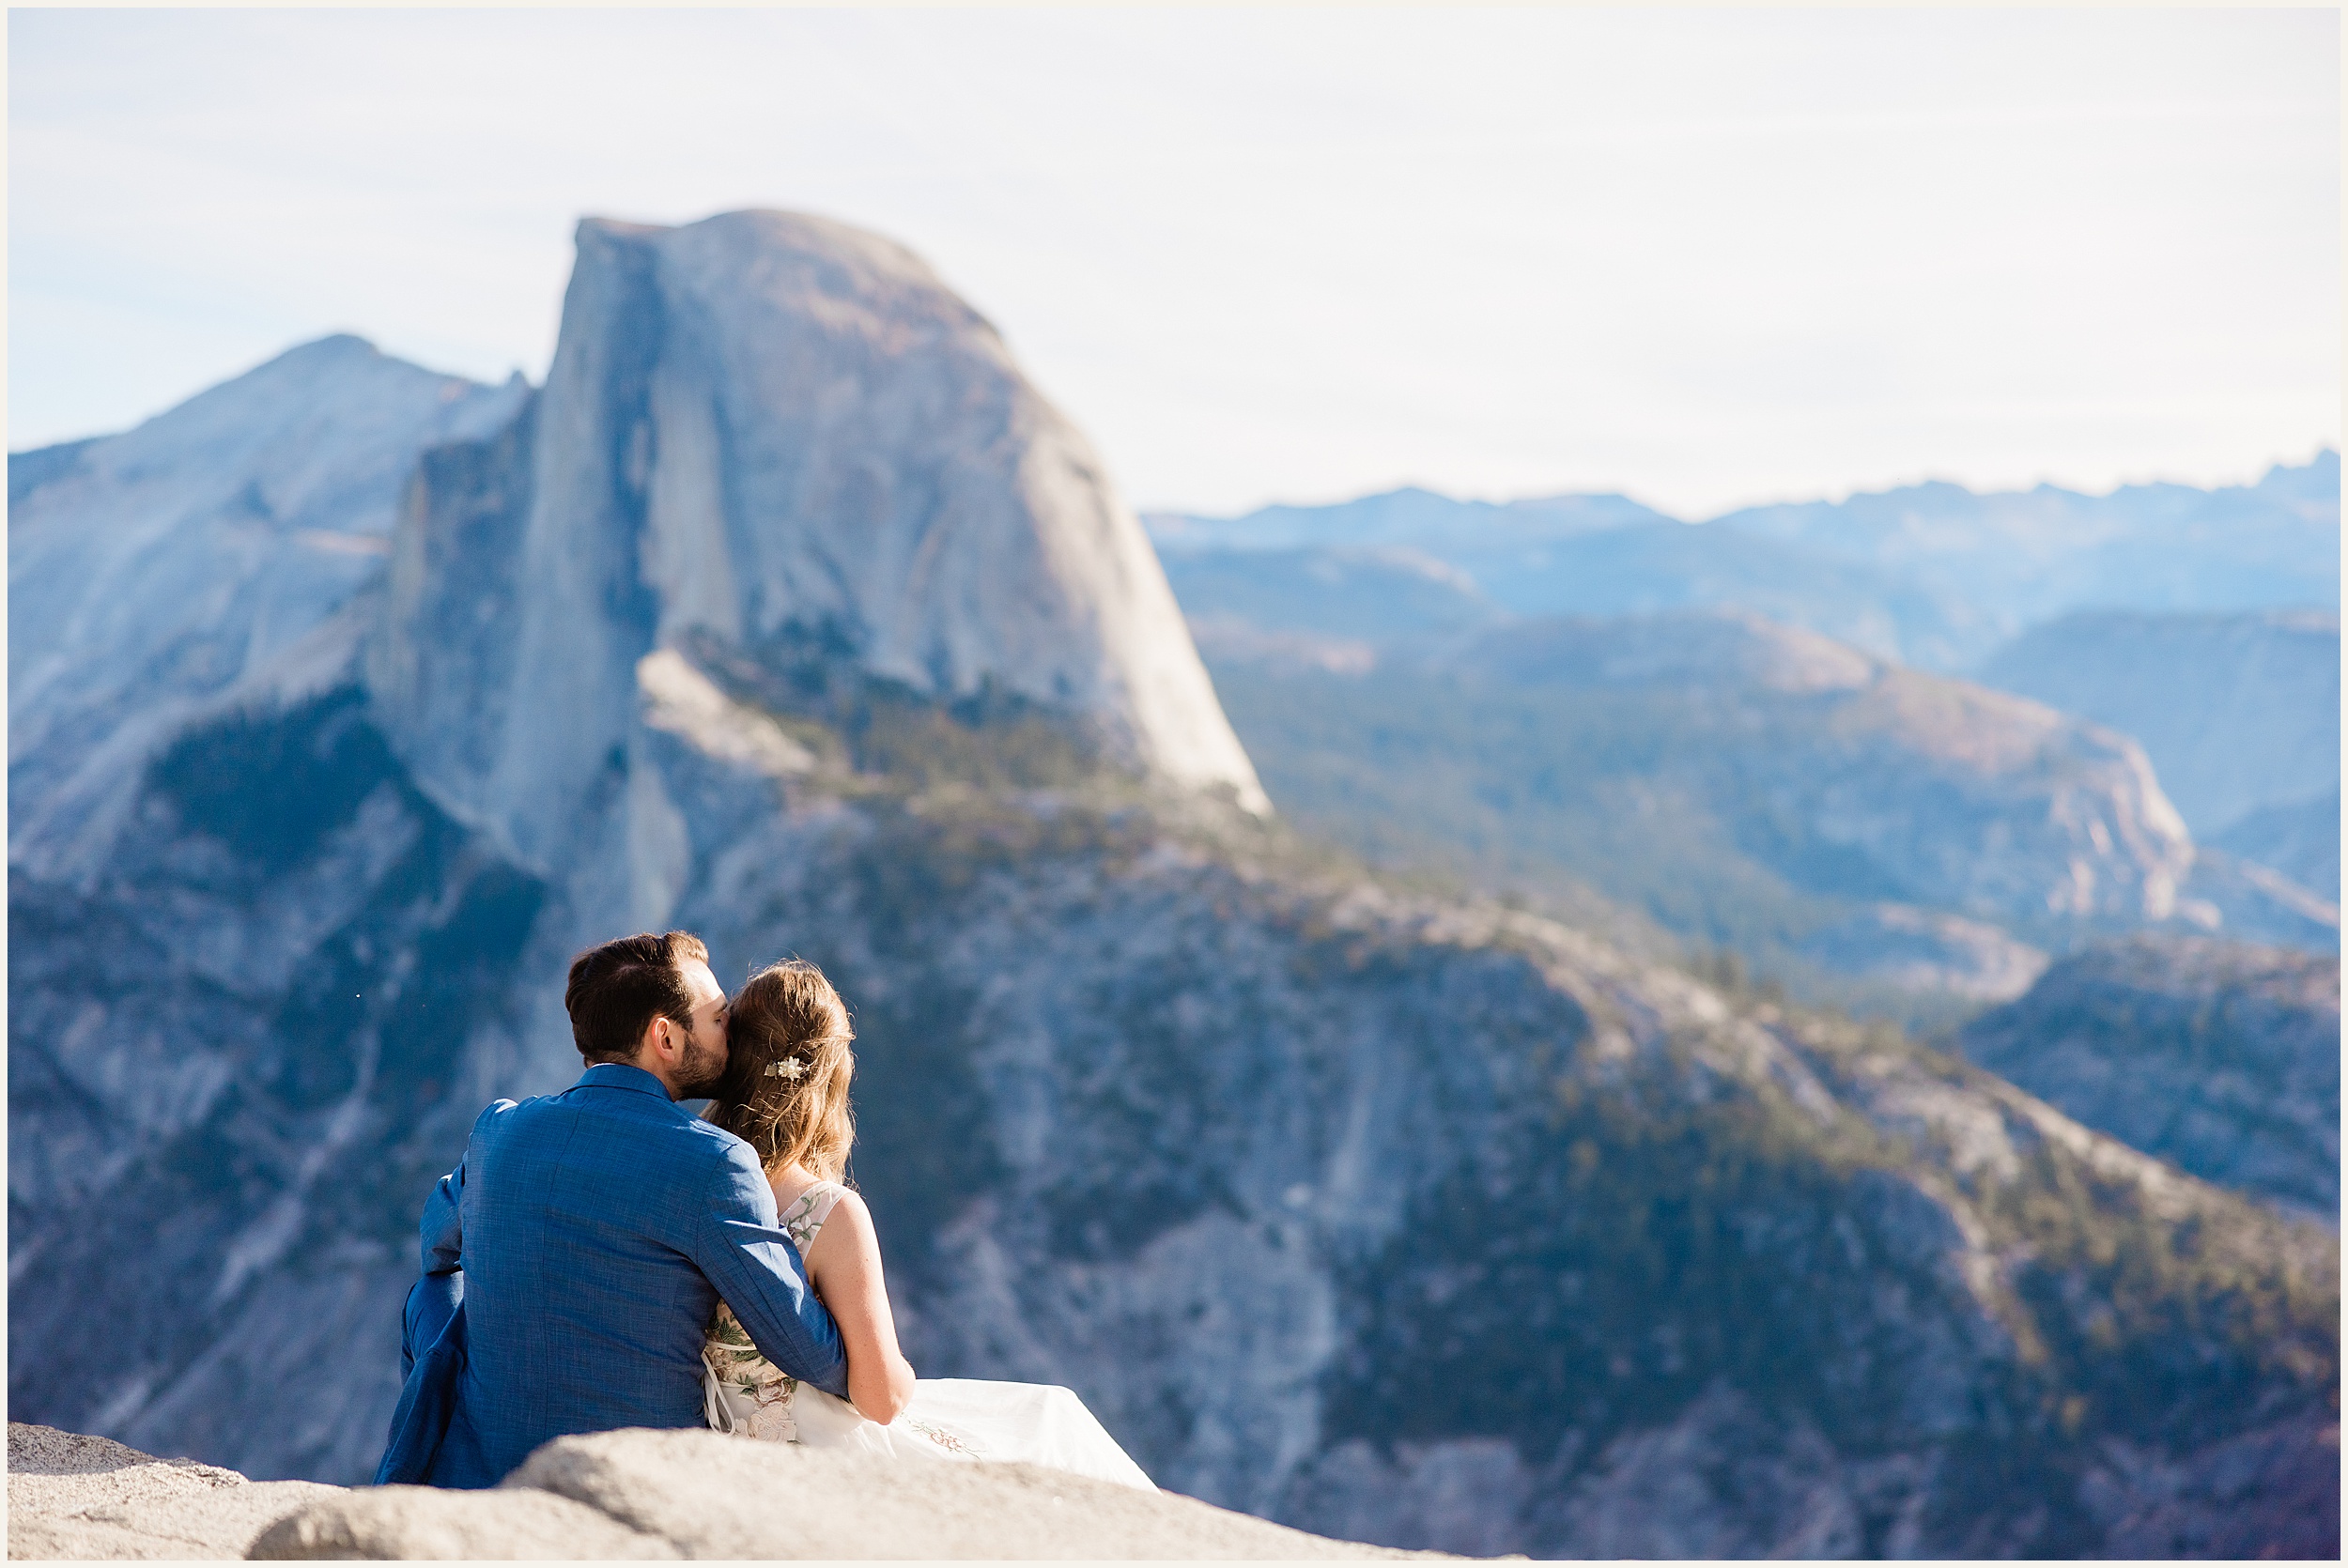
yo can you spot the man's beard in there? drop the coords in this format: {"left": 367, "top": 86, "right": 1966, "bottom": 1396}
{"left": 674, "top": 1034, "right": 728, "bottom": 1098}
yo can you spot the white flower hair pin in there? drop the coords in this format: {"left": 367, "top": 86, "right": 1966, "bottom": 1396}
{"left": 765, "top": 1058, "right": 806, "bottom": 1080}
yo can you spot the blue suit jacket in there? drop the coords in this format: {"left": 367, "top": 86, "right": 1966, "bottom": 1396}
{"left": 377, "top": 1063, "right": 849, "bottom": 1487}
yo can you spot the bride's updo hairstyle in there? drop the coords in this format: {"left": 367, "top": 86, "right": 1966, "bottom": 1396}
{"left": 709, "top": 959, "right": 857, "bottom": 1182}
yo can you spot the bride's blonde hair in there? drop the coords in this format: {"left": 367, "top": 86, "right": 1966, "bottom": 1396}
{"left": 709, "top": 960, "right": 857, "bottom": 1182}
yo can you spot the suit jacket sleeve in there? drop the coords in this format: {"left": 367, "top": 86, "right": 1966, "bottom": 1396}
{"left": 407, "top": 1118, "right": 483, "bottom": 1379}
{"left": 688, "top": 1145, "right": 852, "bottom": 1400}
{"left": 421, "top": 1099, "right": 514, "bottom": 1278}
{"left": 420, "top": 1152, "right": 466, "bottom": 1277}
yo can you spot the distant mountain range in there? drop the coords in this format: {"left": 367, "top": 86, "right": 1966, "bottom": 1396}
{"left": 1203, "top": 608, "right": 2333, "bottom": 1022}
{"left": 1148, "top": 451, "right": 2339, "bottom": 673}
{"left": 1151, "top": 459, "right": 2340, "bottom": 1005}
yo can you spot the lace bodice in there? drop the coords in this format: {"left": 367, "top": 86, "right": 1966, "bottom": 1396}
{"left": 703, "top": 1180, "right": 848, "bottom": 1441}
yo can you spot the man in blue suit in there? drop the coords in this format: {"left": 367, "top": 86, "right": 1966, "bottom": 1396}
{"left": 381, "top": 930, "right": 848, "bottom": 1487}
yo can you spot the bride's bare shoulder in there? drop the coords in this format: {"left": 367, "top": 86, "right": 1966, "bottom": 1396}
{"left": 801, "top": 1186, "right": 881, "bottom": 1280}
{"left": 819, "top": 1184, "right": 874, "bottom": 1230}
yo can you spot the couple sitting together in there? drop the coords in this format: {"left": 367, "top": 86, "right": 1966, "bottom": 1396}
{"left": 377, "top": 930, "right": 1151, "bottom": 1491}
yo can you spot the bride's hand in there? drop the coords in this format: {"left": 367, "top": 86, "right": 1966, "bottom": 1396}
{"left": 802, "top": 1190, "right": 919, "bottom": 1424}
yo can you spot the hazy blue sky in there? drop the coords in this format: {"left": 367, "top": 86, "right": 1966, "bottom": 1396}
{"left": 9, "top": 7, "right": 2338, "bottom": 517}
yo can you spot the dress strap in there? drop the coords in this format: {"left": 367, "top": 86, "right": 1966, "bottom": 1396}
{"left": 779, "top": 1179, "right": 852, "bottom": 1253}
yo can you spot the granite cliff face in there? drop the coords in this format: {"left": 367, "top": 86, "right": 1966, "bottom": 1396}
{"left": 8, "top": 210, "right": 2337, "bottom": 1558}
{"left": 370, "top": 209, "right": 1263, "bottom": 890}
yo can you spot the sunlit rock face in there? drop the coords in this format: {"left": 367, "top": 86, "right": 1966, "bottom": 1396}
{"left": 369, "top": 209, "right": 1263, "bottom": 887}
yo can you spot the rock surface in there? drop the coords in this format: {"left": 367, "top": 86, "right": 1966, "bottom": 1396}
{"left": 249, "top": 1486, "right": 680, "bottom": 1560}
{"left": 1958, "top": 935, "right": 2342, "bottom": 1216}
{"left": 6, "top": 1422, "right": 1413, "bottom": 1560}
{"left": 7, "top": 1422, "right": 338, "bottom": 1560}
{"left": 489, "top": 1426, "right": 1413, "bottom": 1559}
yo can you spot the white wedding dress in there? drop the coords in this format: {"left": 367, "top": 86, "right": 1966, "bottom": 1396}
{"left": 703, "top": 1181, "right": 1154, "bottom": 1491}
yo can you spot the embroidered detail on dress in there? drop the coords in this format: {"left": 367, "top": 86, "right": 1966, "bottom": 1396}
{"left": 906, "top": 1417, "right": 981, "bottom": 1456}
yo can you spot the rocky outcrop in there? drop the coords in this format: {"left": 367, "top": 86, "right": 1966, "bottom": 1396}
{"left": 7, "top": 1422, "right": 338, "bottom": 1560}
{"left": 1957, "top": 935, "right": 2341, "bottom": 1217}
{"left": 1974, "top": 609, "right": 2340, "bottom": 839}
{"left": 8, "top": 1423, "right": 1410, "bottom": 1560}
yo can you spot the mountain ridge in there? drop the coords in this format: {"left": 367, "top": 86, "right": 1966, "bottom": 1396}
{"left": 1146, "top": 451, "right": 2339, "bottom": 673}
{"left": 1143, "top": 448, "right": 2339, "bottom": 543}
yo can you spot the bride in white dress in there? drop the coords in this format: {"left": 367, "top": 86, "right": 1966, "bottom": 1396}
{"left": 698, "top": 960, "right": 1154, "bottom": 1491}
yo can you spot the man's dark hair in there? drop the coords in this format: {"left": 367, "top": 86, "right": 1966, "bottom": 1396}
{"left": 565, "top": 930, "right": 711, "bottom": 1065}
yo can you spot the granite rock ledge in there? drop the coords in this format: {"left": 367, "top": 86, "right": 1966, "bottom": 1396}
{"left": 8, "top": 1422, "right": 1439, "bottom": 1560}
